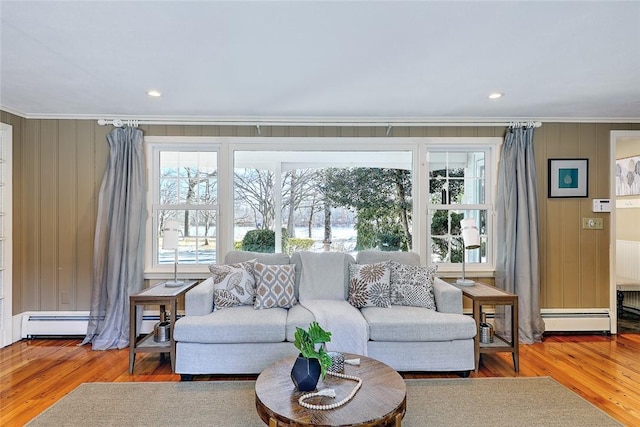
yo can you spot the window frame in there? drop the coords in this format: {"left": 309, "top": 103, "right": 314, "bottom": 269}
{"left": 144, "top": 137, "right": 221, "bottom": 278}
{"left": 228, "top": 138, "right": 420, "bottom": 255}
{"left": 143, "top": 136, "right": 500, "bottom": 280}
{"left": 423, "top": 138, "right": 502, "bottom": 275}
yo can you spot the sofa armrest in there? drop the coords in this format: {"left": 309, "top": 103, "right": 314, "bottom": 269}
{"left": 185, "top": 277, "right": 214, "bottom": 316}
{"left": 433, "top": 277, "right": 463, "bottom": 314}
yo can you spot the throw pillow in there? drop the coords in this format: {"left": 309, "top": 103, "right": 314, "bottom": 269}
{"left": 388, "top": 261, "right": 437, "bottom": 310}
{"left": 348, "top": 261, "right": 391, "bottom": 308}
{"left": 253, "top": 262, "right": 297, "bottom": 309}
{"left": 209, "top": 261, "right": 256, "bottom": 311}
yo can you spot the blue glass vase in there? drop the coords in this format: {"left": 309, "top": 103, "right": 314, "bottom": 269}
{"left": 290, "top": 354, "right": 321, "bottom": 391}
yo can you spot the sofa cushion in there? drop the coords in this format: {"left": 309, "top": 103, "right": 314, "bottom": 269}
{"left": 360, "top": 305, "right": 477, "bottom": 342}
{"left": 293, "top": 251, "right": 355, "bottom": 301}
{"left": 254, "top": 262, "right": 297, "bottom": 309}
{"left": 224, "top": 251, "right": 290, "bottom": 265}
{"left": 209, "top": 261, "right": 256, "bottom": 310}
{"left": 285, "top": 304, "right": 315, "bottom": 342}
{"left": 174, "top": 305, "right": 288, "bottom": 343}
{"left": 356, "top": 250, "right": 420, "bottom": 266}
{"left": 388, "top": 261, "right": 437, "bottom": 310}
{"left": 348, "top": 262, "right": 391, "bottom": 308}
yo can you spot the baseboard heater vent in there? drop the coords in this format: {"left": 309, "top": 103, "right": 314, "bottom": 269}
{"left": 20, "top": 311, "right": 159, "bottom": 339}
{"left": 541, "top": 309, "right": 610, "bottom": 333}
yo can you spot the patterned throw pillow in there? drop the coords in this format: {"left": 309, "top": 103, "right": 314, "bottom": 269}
{"left": 348, "top": 262, "right": 391, "bottom": 308}
{"left": 209, "top": 261, "right": 256, "bottom": 311}
{"left": 253, "top": 262, "right": 297, "bottom": 309}
{"left": 388, "top": 261, "right": 437, "bottom": 310}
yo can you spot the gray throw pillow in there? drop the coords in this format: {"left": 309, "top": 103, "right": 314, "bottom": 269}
{"left": 388, "top": 261, "right": 437, "bottom": 310}
{"left": 253, "top": 262, "right": 297, "bottom": 309}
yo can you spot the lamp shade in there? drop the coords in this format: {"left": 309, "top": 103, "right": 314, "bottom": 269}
{"left": 162, "top": 221, "right": 180, "bottom": 250}
{"left": 460, "top": 218, "right": 480, "bottom": 249}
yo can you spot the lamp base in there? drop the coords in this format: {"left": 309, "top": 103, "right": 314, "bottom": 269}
{"left": 455, "top": 279, "right": 475, "bottom": 287}
{"left": 164, "top": 280, "right": 185, "bottom": 288}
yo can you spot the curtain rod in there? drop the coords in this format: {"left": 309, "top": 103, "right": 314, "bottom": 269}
{"left": 97, "top": 118, "right": 542, "bottom": 129}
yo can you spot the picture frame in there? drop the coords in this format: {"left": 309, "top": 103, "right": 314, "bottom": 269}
{"left": 548, "top": 158, "right": 588, "bottom": 198}
{"left": 615, "top": 155, "right": 640, "bottom": 196}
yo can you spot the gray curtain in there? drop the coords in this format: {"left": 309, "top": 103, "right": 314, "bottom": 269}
{"left": 495, "top": 125, "right": 545, "bottom": 344}
{"left": 82, "top": 127, "right": 146, "bottom": 350}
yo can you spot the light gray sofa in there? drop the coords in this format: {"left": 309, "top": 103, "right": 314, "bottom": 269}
{"left": 174, "top": 250, "right": 476, "bottom": 379}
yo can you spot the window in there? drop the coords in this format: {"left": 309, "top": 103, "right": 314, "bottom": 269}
{"left": 426, "top": 139, "right": 500, "bottom": 271}
{"left": 146, "top": 140, "right": 219, "bottom": 273}
{"left": 233, "top": 149, "right": 413, "bottom": 255}
{"left": 142, "top": 136, "right": 498, "bottom": 275}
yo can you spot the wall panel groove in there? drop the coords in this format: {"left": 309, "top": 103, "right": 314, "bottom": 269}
{"left": 1, "top": 114, "right": 636, "bottom": 317}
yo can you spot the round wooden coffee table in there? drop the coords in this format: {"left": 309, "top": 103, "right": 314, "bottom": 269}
{"left": 255, "top": 353, "right": 406, "bottom": 426}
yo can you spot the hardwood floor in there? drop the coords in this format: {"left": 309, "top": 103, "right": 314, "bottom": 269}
{"left": 2, "top": 333, "right": 639, "bottom": 426}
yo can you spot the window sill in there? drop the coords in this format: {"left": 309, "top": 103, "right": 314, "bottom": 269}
{"left": 144, "top": 271, "right": 211, "bottom": 281}
{"left": 436, "top": 270, "right": 496, "bottom": 279}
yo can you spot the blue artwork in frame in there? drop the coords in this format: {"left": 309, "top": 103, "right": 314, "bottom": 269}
{"left": 558, "top": 168, "right": 579, "bottom": 189}
{"left": 548, "top": 159, "right": 588, "bottom": 198}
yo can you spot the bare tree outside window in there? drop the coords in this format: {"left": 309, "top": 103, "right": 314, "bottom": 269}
{"left": 233, "top": 151, "right": 413, "bottom": 254}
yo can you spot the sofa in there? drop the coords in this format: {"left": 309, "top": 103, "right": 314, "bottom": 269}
{"left": 173, "top": 250, "right": 476, "bottom": 379}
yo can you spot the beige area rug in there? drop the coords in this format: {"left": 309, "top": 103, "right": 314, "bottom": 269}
{"left": 28, "top": 377, "right": 621, "bottom": 426}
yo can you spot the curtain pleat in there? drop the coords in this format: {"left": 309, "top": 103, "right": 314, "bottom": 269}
{"left": 82, "top": 127, "right": 146, "bottom": 350}
{"left": 495, "top": 126, "right": 545, "bottom": 344}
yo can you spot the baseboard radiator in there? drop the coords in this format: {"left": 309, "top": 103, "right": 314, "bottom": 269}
{"left": 19, "top": 311, "right": 158, "bottom": 339}
{"left": 541, "top": 309, "right": 610, "bottom": 333}
{"left": 19, "top": 306, "right": 613, "bottom": 338}
{"left": 617, "top": 239, "right": 640, "bottom": 310}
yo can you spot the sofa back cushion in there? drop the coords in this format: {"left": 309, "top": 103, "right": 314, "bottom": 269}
{"left": 291, "top": 251, "right": 355, "bottom": 301}
{"left": 356, "top": 250, "right": 420, "bottom": 266}
{"left": 224, "top": 251, "right": 290, "bottom": 265}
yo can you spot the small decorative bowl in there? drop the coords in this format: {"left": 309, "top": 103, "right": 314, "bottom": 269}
{"left": 328, "top": 351, "right": 345, "bottom": 373}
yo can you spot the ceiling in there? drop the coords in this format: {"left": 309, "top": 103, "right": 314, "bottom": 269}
{"left": 1, "top": 1, "right": 639, "bottom": 123}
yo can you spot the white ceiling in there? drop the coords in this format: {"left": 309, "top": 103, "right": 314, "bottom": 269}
{"left": 1, "top": 1, "right": 639, "bottom": 123}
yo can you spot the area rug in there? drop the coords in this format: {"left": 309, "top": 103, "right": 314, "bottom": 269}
{"left": 27, "top": 377, "right": 621, "bottom": 426}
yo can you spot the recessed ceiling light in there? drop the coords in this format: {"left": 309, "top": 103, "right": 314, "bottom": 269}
{"left": 488, "top": 93, "right": 503, "bottom": 99}
{"left": 147, "top": 90, "right": 162, "bottom": 97}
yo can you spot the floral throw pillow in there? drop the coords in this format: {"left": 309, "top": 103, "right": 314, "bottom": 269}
{"left": 209, "top": 261, "right": 256, "bottom": 311}
{"left": 348, "top": 262, "right": 391, "bottom": 308}
{"left": 388, "top": 261, "right": 437, "bottom": 310}
{"left": 253, "top": 263, "right": 297, "bottom": 309}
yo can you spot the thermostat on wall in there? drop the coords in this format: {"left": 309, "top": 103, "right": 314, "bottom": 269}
{"left": 592, "top": 199, "right": 611, "bottom": 212}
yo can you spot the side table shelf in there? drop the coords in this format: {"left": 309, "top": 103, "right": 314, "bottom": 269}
{"left": 129, "top": 280, "right": 199, "bottom": 374}
{"left": 456, "top": 281, "right": 519, "bottom": 373}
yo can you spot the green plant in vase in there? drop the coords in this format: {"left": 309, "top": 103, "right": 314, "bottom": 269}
{"left": 293, "top": 321, "right": 332, "bottom": 379}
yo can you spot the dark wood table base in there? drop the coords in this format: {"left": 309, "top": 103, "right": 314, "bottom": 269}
{"left": 255, "top": 354, "right": 406, "bottom": 426}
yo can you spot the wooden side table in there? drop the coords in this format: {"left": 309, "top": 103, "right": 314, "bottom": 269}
{"left": 457, "top": 281, "right": 519, "bottom": 373}
{"left": 129, "top": 280, "right": 198, "bottom": 374}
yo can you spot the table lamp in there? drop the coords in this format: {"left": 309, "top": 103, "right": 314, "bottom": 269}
{"left": 162, "top": 220, "right": 184, "bottom": 287}
{"left": 457, "top": 218, "right": 481, "bottom": 286}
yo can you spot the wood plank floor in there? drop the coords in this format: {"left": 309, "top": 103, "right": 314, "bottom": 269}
{"left": 2, "top": 333, "right": 639, "bottom": 426}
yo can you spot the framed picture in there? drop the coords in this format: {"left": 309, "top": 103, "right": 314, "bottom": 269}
{"left": 615, "top": 155, "right": 640, "bottom": 196}
{"left": 548, "top": 158, "right": 588, "bottom": 198}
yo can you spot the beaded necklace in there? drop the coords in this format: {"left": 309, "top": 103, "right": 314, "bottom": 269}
{"left": 297, "top": 370, "right": 363, "bottom": 410}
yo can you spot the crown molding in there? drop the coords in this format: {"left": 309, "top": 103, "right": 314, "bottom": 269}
{"left": 2, "top": 107, "right": 639, "bottom": 125}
